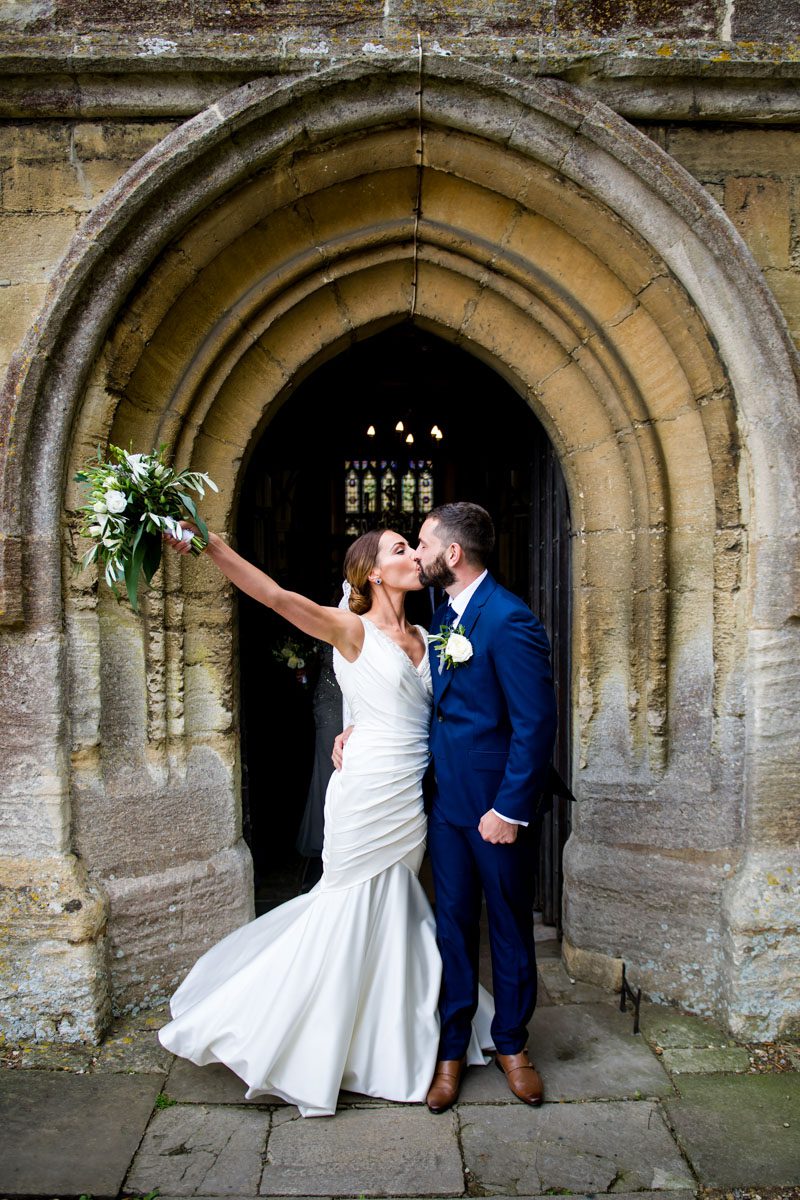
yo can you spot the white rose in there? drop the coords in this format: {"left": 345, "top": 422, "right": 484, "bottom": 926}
{"left": 447, "top": 633, "right": 473, "bottom": 663}
{"left": 93, "top": 501, "right": 107, "bottom": 514}
{"left": 105, "top": 489, "right": 127, "bottom": 514}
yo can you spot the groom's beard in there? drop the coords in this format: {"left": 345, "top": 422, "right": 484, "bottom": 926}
{"left": 417, "top": 552, "right": 456, "bottom": 589}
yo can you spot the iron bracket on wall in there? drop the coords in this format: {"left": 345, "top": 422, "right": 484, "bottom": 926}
{"left": 620, "top": 962, "right": 642, "bottom": 1034}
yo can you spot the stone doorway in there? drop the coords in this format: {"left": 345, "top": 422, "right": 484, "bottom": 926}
{"left": 4, "top": 61, "right": 798, "bottom": 1042}
{"left": 236, "top": 323, "right": 571, "bottom": 915}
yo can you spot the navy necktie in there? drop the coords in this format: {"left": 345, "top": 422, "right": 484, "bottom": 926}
{"left": 442, "top": 603, "right": 457, "bottom": 628}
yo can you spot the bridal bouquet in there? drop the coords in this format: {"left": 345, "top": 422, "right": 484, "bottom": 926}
{"left": 272, "top": 635, "right": 318, "bottom": 688}
{"left": 75, "top": 444, "right": 219, "bottom": 611}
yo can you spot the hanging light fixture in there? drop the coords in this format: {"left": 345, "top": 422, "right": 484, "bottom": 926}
{"left": 395, "top": 420, "right": 405, "bottom": 432}
{"left": 366, "top": 424, "right": 376, "bottom": 437}
{"left": 405, "top": 433, "right": 414, "bottom": 445}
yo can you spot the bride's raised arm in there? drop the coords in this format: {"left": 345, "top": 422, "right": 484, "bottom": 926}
{"left": 166, "top": 524, "right": 362, "bottom": 659}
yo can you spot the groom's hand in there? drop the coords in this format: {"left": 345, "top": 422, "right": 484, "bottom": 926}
{"left": 332, "top": 725, "right": 354, "bottom": 770}
{"left": 478, "top": 810, "right": 518, "bottom": 844}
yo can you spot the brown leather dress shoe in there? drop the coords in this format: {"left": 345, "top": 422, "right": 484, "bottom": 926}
{"left": 495, "top": 1049, "right": 544, "bottom": 1105}
{"left": 426, "top": 1058, "right": 465, "bottom": 1113}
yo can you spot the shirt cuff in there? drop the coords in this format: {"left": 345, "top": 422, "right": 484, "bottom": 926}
{"left": 492, "top": 808, "right": 529, "bottom": 827}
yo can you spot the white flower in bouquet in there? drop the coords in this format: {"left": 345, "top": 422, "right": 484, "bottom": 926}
{"left": 74, "top": 443, "right": 219, "bottom": 612}
{"left": 105, "top": 489, "right": 127, "bottom": 514}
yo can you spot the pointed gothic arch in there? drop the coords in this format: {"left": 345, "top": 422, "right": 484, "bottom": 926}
{"left": 2, "top": 59, "right": 798, "bottom": 1040}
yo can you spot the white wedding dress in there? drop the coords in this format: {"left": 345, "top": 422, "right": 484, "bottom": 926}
{"left": 159, "top": 616, "right": 493, "bottom": 1116}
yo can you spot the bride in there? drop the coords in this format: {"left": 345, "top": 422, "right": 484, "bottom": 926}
{"left": 158, "top": 524, "right": 491, "bottom": 1116}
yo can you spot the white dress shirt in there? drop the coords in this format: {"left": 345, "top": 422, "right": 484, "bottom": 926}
{"left": 445, "top": 572, "right": 528, "bottom": 828}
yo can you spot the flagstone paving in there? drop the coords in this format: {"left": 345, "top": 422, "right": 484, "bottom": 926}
{"left": 459, "top": 1102, "right": 695, "bottom": 1193}
{"left": 2, "top": 944, "right": 799, "bottom": 1199}
{"left": 662, "top": 1072, "right": 800, "bottom": 1188}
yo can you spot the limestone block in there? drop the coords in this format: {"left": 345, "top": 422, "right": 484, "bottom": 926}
{"left": 666, "top": 128, "right": 800, "bottom": 180}
{"left": 562, "top": 937, "right": 624, "bottom": 991}
{"left": 610, "top": 304, "right": 695, "bottom": 422}
{"left": 202, "top": 345, "right": 289, "bottom": 449}
{"left": 567, "top": 439, "right": 634, "bottom": 532}
{"left": 539, "top": 356, "right": 618, "bottom": 451}
{"left": 422, "top": 169, "right": 519, "bottom": 252}
{"left": 334, "top": 257, "right": 414, "bottom": 331}
{"left": 0, "top": 122, "right": 71, "bottom": 162}
{"left": 1, "top": 162, "right": 108, "bottom": 215}
{"left": 0, "top": 626, "right": 71, "bottom": 855}
{"left": 0, "top": 854, "right": 110, "bottom": 1043}
{"left": 292, "top": 127, "right": 417, "bottom": 198}
{"left": 745, "top": 627, "right": 800, "bottom": 841}
{"left": 637, "top": 274, "right": 726, "bottom": 400}
{"left": 562, "top": 133, "right": 691, "bottom": 275}
{"left": 764, "top": 267, "right": 800, "bottom": 349}
{"left": 71, "top": 742, "right": 241, "bottom": 878}
{"left": 563, "top": 837, "right": 730, "bottom": 1017}
{"left": 256, "top": 281, "right": 351, "bottom": 380}
{"left": 0, "top": 213, "right": 78, "bottom": 283}
{"left": 460, "top": 287, "right": 576, "bottom": 391}
{"left": 300, "top": 165, "right": 418, "bottom": 249}
{"left": 505, "top": 210, "right": 634, "bottom": 329}
{"left": 0, "top": 281, "right": 47, "bottom": 367}
{"left": 749, "top": 536, "right": 800, "bottom": 629}
{"left": 70, "top": 121, "right": 177, "bottom": 161}
{"left": 724, "top": 177, "right": 791, "bottom": 272}
{"left": 413, "top": 258, "right": 480, "bottom": 336}
{"left": 723, "top": 851, "right": 800, "bottom": 1039}
{"left": 668, "top": 527, "right": 715, "bottom": 593}
{"left": 571, "top": 786, "right": 742, "bottom": 856}
{"left": 103, "top": 840, "right": 253, "bottom": 1014}
{"left": 575, "top": 529, "right": 636, "bottom": 591}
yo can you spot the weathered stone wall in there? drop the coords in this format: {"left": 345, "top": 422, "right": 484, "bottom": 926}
{"left": 1, "top": 6, "right": 799, "bottom": 1045}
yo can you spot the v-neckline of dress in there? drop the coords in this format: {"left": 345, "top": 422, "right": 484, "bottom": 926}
{"left": 361, "top": 617, "right": 428, "bottom": 675}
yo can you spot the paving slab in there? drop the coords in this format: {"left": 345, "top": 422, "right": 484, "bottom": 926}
{"left": 92, "top": 1024, "right": 174, "bottom": 1074}
{"left": 0, "top": 1068, "right": 163, "bottom": 1198}
{"left": 479, "top": 1195, "right": 695, "bottom": 1200}
{"left": 663, "top": 1072, "right": 800, "bottom": 1187}
{"left": 460, "top": 1002, "right": 672, "bottom": 1104}
{"left": 260, "top": 1106, "right": 464, "bottom": 1195}
{"left": 661, "top": 1046, "right": 750, "bottom": 1074}
{"left": 639, "top": 1004, "right": 732, "bottom": 1049}
{"left": 460, "top": 1101, "right": 695, "bottom": 1194}
{"left": 126, "top": 1102, "right": 271, "bottom": 1196}
{"left": 165, "top": 1056, "right": 279, "bottom": 1105}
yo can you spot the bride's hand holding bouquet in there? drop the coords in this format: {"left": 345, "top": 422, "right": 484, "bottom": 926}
{"left": 74, "top": 444, "right": 218, "bottom": 611}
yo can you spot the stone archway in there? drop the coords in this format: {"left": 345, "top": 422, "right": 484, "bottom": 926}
{"left": 1, "top": 59, "right": 798, "bottom": 1042}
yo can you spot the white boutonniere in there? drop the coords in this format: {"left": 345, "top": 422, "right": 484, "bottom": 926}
{"left": 428, "top": 623, "right": 474, "bottom": 670}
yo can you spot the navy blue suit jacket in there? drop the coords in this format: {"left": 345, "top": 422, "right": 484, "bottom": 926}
{"left": 428, "top": 573, "right": 558, "bottom": 828}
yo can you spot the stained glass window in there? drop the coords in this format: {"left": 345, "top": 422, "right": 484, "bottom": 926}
{"left": 344, "top": 458, "right": 434, "bottom": 536}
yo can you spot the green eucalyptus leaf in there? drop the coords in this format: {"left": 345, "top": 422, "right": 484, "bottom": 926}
{"left": 177, "top": 491, "right": 208, "bottom": 545}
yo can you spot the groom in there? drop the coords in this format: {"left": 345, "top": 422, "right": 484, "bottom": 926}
{"left": 414, "top": 502, "right": 557, "bottom": 1113}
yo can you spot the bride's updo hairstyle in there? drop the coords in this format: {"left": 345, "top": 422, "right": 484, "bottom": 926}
{"left": 344, "top": 528, "right": 386, "bottom": 614}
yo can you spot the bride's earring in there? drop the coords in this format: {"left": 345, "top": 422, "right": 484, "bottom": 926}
{"left": 375, "top": 577, "right": 382, "bottom": 585}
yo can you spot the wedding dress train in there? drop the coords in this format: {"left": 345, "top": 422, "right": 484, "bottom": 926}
{"left": 159, "top": 616, "right": 493, "bottom": 1116}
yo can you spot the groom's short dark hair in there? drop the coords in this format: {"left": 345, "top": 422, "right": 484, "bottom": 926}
{"left": 428, "top": 502, "right": 495, "bottom": 566}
